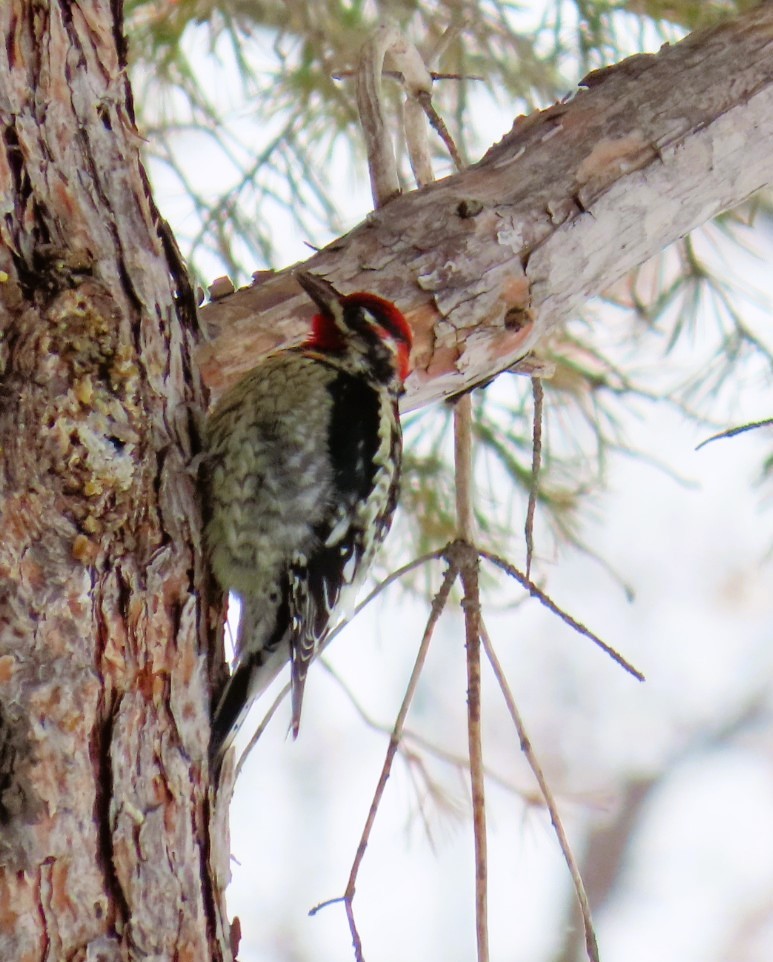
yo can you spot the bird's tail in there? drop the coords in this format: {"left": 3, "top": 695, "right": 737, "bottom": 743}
{"left": 209, "top": 597, "right": 289, "bottom": 771}
{"left": 210, "top": 657, "right": 259, "bottom": 769}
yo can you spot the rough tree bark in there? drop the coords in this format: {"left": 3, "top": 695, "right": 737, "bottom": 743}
{"left": 0, "top": 3, "right": 230, "bottom": 961}
{"left": 199, "top": 2, "right": 773, "bottom": 412}
{"left": 0, "top": 2, "right": 772, "bottom": 961}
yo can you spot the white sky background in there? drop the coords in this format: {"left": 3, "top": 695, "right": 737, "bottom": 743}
{"left": 141, "top": 5, "right": 773, "bottom": 960}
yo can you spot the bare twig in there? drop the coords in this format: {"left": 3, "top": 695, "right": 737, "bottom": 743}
{"left": 454, "top": 395, "right": 475, "bottom": 542}
{"left": 357, "top": 23, "right": 464, "bottom": 203}
{"left": 460, "top": 548, "right": 488, "bottom": 962}
{"left": 333, "top": 69, "right": 484, "bottom": 82}
{"left": 404, "top": 94, "right": 435, "bottom": 187}
{"left": 309, "top": 559, "right": 459, "bottom": 960}
{"left": 420, "top": 17, "right": 468, "bottom": 172}
{"left": 416, "top": 89, "right": 464, "bottom": 171}
{"left": 453, "top": 393, "right": 489, "bottom": 962}
{"left": 423, "top": 17, "right": 470, "bottom": 66}
{"left": 479, "top": 549, "right": 645, "bottom": 682}
{"left": 357, "top": 24, "right": 433, "bottom": 207}
{"left": 525, "top": 376, "right": 544, "bottom": 579}
{"left": 480, "top": 620, "right": 600, "bottom": 962}
{"left": 356, "top": 25, "right": 405, "bottom": 206}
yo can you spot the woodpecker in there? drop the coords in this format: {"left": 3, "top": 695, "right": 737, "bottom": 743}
{"left": 204, "top": 272, "right": 412, "bottom": 765}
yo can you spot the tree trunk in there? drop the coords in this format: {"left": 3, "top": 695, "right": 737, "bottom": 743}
{"left": 1, "top": 1, "right": 772, "bottom": 960}
{"left": 0, "top": 3, "right": 229, "bottom": 960}
{"left": 199, "top": 1, "right": 773, "bottom": 412}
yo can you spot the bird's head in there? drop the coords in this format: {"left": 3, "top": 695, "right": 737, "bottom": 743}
{"left": 296, "top": 272, "right": 413, "bottom": 384}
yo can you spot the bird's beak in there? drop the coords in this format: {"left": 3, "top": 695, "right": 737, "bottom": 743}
{"left": 295, "top": 272, "right": 344, "bottom": 317}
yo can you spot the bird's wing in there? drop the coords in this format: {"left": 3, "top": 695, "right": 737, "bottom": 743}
{"left": 286, "top": 369, "right": 396, "bottom": 734}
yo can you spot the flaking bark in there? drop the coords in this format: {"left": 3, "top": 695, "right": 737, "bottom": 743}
{"left": 199, "top": 2, "right": 773, "bottom": 412}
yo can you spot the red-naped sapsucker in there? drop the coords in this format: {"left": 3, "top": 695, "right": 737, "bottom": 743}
{"left": 204, "top": 272, "right": 412, "bottom": 764}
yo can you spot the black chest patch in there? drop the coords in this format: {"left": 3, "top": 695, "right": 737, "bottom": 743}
{"left": 326, "top": 370, "right": 382, "bottom": 502}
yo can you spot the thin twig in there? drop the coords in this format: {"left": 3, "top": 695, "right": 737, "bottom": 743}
{"left": 333, "top": 69, "right": 484, "bottom": 82}
{"left": 309, "top": 560, "right": 460, "bottom": 961}
{"left": 454, "top": 395, "right": 475, "bottom": 542}
{"left": 480, "top": 620, "right": 600, "bottom": 962}
{"left": 356, "top": 25, "right": 405, "bottom": 206}
{"left": 453, "top": 394, "right": 489, "bottom": 962}
{"left": 404, "top": 94, "right": 434, "bottom": 187}
{"left": 525, "top": 377, "right": 544, "bottom": 578}
{"left": 357, "top": 22, "right": 464, "bottom": 204}
{"left": 461, "top": 552, "right": 488, "bottom": 962}
{"left": 417, "top": 89, "right": 464, "bottom": 171}
{"left": 423, "top": 17, "right": 470, "bottom": 66}
{"left": 479, "top": 549, "right": 645, "bottom": 682}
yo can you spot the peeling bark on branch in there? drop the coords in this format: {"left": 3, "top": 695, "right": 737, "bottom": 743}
{"left": 199, "top": 3, "right": 773, "bottom": 412}
{"left": 0, "top": 3, "right": 228, "bottom": 960}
